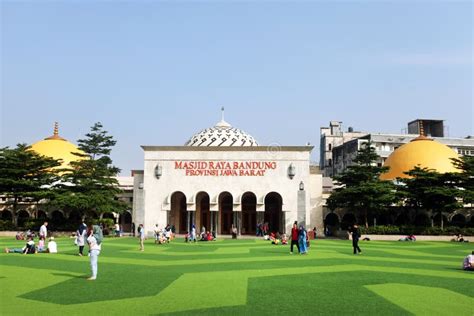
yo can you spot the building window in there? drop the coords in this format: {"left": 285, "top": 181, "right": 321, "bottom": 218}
{"left": 328, "top": 159, "right": 332, "bottom": 167}
{"left": 328, "top": 144, "right": 332, "bottom": 151}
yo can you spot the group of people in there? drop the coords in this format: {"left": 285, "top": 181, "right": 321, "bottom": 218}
{"left": 289, "top": 222, "right": 309, "bottom": 255}
{"left": 268, "top": 232, "right": 288, "bottom": 245}
{"left": 153, "top": 224, "right": 173, "bottom": 245}
{"left": 6, "top": 221, "right": 57, "bottom": 254}
{"left": 256, "top": 222, "right": 269, "bottom": 237}
{"left": 5, "top": 236, "right": 57, "bottom": 254}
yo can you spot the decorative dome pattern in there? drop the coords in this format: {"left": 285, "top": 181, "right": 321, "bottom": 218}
{"left": 380, "top": 136, "right": 460, "bottom": 180}
{"left": 185, "top": 119, "right": 258, "bottom": 147}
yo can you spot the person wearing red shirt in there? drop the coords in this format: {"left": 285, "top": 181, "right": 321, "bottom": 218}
{"left": 290, "top": 221, "right": 300, "bottom": 254}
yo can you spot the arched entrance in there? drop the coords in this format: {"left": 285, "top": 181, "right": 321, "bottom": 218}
{"left": 341, "top": 213, "right": 356, "bottom": 230}
{"left": 196, "top": 192, "right": 210, "bottom": 233}
{"left": 69, "top": 210, "right": 82, "bottom": 226}
{"left": 433, "top": 213, "right": 448, "bottom": 227}
{"left": 1, "top": 210, "right": 13, "bottom": 221}
{"left": 219, "top": 192, "right": 233, "bottom": 234}
{"left": 119, "top": 211, "right": 132, "bottom": 232}
{"left": 242, "top": 192, "right": 257, "bottom": 235}
{"left": 450, "top": 214, "right": 466, "bottom": 227}
{"left": 37, "top": 210, "right": 47, "bottom": 220}
{"left": 17, "top": 210, "right": 30, "bottom": 227}
{"left": 324, "top": 213, "right": 339, "bottom": 236}
{"left": 51, "top": 211, "right": 64, "bottom": 229}
{"left": 264, "top": 192, "right": 283, "bottom": 233}
{"left": 170, "top": 192, "right": 187, "bottom": 233}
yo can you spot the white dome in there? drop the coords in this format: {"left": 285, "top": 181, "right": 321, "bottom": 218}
{"left": 185, "top": 119, "right": 259, "bottom": 147}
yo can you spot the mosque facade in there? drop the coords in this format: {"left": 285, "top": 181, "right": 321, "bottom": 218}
{"left": 132, "top": 113, "right": 324, "bottom": 236}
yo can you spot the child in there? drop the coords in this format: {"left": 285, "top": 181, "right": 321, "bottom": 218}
{"left": 38, "top": 236, "right": 45, "bottom": 252}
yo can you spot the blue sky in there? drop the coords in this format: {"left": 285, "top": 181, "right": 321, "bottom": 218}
{"left": 1, "top": 1, "right": 472, "bottom": 174}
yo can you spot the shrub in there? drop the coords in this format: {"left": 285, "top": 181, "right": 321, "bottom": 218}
{"left": 361, "top": 225, "right": 474, "bottom": 236}
{"left": 0, "top": 220, "right": 15, "bottom": 231}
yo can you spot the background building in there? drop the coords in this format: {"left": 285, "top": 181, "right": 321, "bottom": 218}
{"left": 321, "top": 119, "right": 474, "bottom": 177}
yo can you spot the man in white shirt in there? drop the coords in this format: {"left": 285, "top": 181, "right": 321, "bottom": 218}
{"left": 39, "top": 222, "right": 48, "bottom": 238}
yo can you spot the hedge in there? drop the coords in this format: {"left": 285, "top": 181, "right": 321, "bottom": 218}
{"left": 360, "top": 225, "right": 474, "bottom": 236}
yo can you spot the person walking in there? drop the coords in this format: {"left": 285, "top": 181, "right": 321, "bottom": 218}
{"left": 352, "top": 224, "right": 362, "bottom": 255}
{"left": 77, "top": 222, "right": 87, "bottom": 256}
{"left": 87, "top": 225, "right": 102, "bottom": 280}
{"left": 290, "top": 221, "right": 300, "bottom": 254}
{"left": 138, "top": 224, "right": 145, "bottom": 251}
{"left": 298, "top": 226, "right": 308, "bottom": 255}
{"left": 39, "top": 221, "right": 48, "bottom": 239}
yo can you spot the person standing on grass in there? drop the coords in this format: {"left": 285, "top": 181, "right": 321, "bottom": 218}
{"left": 298, "top": 226, "right": 308, "bottom": 255}
{"left": 39, "top": 221, "right": 48, "bottom": 239}
{"left": 190, "top": 224, "right": 197, "bottom": 243}
{"left": 87, "top": 225, "right": 102, "bottom": 280}
{"left": 138, "top": 224, "right": 145, "bottom": 251}
{"left": 77, "top": 222, "right": 87, "bottom": 256}
{"left": 290, "top": 221, "right": 300, "bottom": 254}
{"left": 351, "top": 224, "right": 362, "bottom": 255}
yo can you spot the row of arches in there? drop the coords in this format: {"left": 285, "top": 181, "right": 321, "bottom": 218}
{"left": 324, "top": 212, "right": 474, "bottom": 232}
{"left": 0, "top": 209, "right": 133, "bottom": 231}
{"left": 168, "top": 191, "right": 284, "bottom": 235}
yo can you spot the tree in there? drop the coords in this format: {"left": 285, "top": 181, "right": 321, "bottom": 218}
{"left": 53, "top": 122, "right": 126, "bottom": 220}
{"left": 398, "top": 166, "right": 462, "bottom": 229}
{"left": 327, "top": 142, "right": 397, "bottom": 228}
{"left": 0, "top": 144, "right": 61, "bottom": 225}
{"left": 450, "top": 155, "right": 474, "bottom": 206}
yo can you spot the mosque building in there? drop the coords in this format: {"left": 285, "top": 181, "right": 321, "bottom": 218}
{"left": 132, "top": 109, "right": 324, "bottom": 236}
{"left": 1, "top": 115, "right": 471, "bottom": 234}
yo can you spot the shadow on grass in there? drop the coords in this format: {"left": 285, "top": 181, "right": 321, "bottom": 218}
{"left": 20, "top": 264, "right": 182, "bottom": 305}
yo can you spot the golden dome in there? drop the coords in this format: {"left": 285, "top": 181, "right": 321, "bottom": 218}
{"left": 30, "top": 122, "right": 86, "bottom": 170}
{"left": 380, "top": 136, "right": 460, "bottom": 180}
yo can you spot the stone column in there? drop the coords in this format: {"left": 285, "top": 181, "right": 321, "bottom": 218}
{"left": 187, "top": 212, "right": 191, "bottom": 232}
{"left": 297, "top": 190, "right": 306, "bottom": 227}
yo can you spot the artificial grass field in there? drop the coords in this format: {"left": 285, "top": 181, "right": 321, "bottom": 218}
{"left": 0, "top": 236, "right": 473, "bottom": 316}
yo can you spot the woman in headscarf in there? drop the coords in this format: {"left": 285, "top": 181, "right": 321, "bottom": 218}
{"left": 298, "top": 225, "right": 308, "bottom": 255}
{"left": 86, "top": 225, "right": 102, "bottom": 280}
{"left": 77, "top": 221, "right": 87, "bottom": 256}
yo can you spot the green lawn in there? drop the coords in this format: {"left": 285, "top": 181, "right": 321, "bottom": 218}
{"left": 0, "top": 236, "right": 473, "bottom": 315}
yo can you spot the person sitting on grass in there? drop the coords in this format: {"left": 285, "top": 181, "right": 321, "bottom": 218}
{"left": 281, "top": 233, "right": 288, "bottom": 245}
{"left": 207, "top": 231, "right": 214, "bottom": 241}
{"left": 5, "top": 237, "right": 36, "bottom": 254}
{"left": 462, "top": 251, "right": 474, "bottom": 271}
{"left": 38, "top": 236, "right": 46, "bottom": 252}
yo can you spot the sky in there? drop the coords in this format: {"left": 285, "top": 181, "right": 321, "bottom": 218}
{"left": 1, "top": 1, "right": 472, "bottom": 175}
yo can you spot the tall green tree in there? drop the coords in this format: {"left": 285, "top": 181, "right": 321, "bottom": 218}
{"left": 53, "top": 122, "right": 126, "bottom": 220}
{"left": 398, "top": 166, "right": 462, "bottom": 229}
{"left": 0, "top": 144, "right": 61, "bottom": 225}
{"left": 450, "top": 155, "right": 474, "bottom": 205}
{"left": 327, "top": 142, "right": 397, "bottom": 228}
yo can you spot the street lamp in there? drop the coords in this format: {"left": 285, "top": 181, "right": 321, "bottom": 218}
{"left": 288, "top": 163, "right": 296, "bottom": 179}
{"left": 154, "top": 164, "right": 163, "bottom": 179}
{"left": 299, "top": 181, "right": 304, "bottom": 191}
